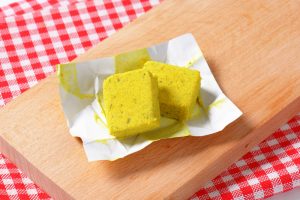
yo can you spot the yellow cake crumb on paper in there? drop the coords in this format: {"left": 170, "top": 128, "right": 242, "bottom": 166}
{"left": 144, "top": 61, "right": 201, "bottom": 121}
{"left": 103, "top": 69, "right": 160, "bottom": 138}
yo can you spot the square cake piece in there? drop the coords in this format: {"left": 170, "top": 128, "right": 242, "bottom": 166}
{"left": 103, "top": 69, "right": 160, "bottom": 138}
{"left": 144, "top": 61, "right": 200, "bottom": 121}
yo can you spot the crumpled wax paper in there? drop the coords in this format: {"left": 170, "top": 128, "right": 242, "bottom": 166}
{"left": 57, "top": 33, "right": 242, "bottom": 161}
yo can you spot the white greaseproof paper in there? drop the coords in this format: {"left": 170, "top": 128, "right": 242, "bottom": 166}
{"left": 58, "top": 33, "right": 242, "bottom": 161}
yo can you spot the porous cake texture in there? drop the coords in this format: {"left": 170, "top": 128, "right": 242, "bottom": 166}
{"left": 103, "top": 69, "right": 160, "bottom": 138}
{"left": 144, "top": 61, "right": 200, "bottom": 121}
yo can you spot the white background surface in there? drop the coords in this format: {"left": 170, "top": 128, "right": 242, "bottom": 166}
{"left": 0, "top": 0, "right": 298, "bottom": 199}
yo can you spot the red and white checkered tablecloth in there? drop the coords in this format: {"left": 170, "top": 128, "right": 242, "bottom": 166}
{"left": 0, "top": 0, "right": 299, "bottom": 199}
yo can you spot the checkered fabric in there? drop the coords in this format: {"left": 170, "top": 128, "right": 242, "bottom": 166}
{"left": 0, "top": 0, "right": 299, "bottom": 199}
{"left": 0, "top": 154, "right": 51, "bottom": 200}
{"left": 0, "top": 0, "right": 159, "bottom": 106}
{"left": 190, "top": 114, "right": 300, "bottom": 200}
{"left": 0, "top": 0, "right": 76, "bottom": 18}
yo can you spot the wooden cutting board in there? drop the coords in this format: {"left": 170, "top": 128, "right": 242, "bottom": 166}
{"left": 1, "top": 0, "right": 300, "bottom": 199}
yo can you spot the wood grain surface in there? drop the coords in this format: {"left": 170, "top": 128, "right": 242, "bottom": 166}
{"left": 0, "top": 0, "right": 300, "bottom": 199}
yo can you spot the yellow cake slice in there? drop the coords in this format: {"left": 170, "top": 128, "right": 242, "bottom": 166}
{"left": 103, "top": 69, "right": 160, "bottom": 138}
{"left": 144, "top": 61, "right": 201, "bottom": 121}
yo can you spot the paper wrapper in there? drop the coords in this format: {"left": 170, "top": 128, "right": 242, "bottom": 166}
{"left": 57, "top": 33, "right": 242, "bottom": 161}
